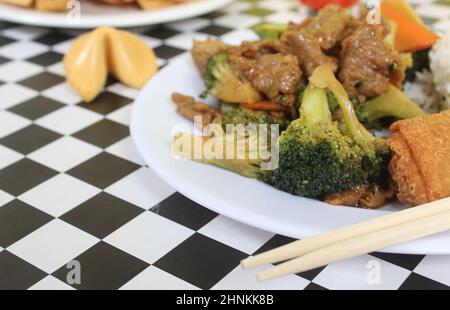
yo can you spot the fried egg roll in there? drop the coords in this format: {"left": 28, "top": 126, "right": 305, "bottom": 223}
{"left": 389, "top": 110, "right": 450, "bottom": 206}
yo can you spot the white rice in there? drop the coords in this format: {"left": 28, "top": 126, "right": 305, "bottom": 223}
{"left": 404, "top": 30, "right": 450, "bottom": 113}
{"left": 429, "top": 30, "right": 450, "bottom": 110}
{"left": 404, "top": 71, "right": 445, "bottom": 113}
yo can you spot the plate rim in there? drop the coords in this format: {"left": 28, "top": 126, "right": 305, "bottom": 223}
{"left": 0, "top": 0, "right": 233, "bottom": 29}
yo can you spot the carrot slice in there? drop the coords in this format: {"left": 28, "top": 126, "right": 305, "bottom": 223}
{"left": 381, "top": 2, "right": 439, "bottom": 52}
{"left": 383, "top": 0, "right": 425, "bottom": 26}
{"left": 241, "top": 101, "right": 287, "bottom": 112}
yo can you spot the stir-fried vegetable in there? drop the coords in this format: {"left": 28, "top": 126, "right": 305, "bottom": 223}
{"left": 202, "top": 52, "right": 262, "bottom": 103}
{"left": 221, "top": 103, "right": 289, "bottom": 129}
{"left": 358, "top": 85, "right": 425, "bottom": 123}
{"left": 240, "top": 101, "right": 287, "bottom": 112}
{"left": 251, "top": 23, "right": 287, "bottom": 40}
{"left": 309, "top": 63, "right": 390, "bottom": 182}
{"left": 383, "top": 0, "right": 425, "bottom": 26}
{"left": 381, "top": 2, "right": 438, "bottom": 52}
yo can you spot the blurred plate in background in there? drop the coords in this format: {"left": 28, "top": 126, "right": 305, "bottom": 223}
{"left": 0, "top": 0, "right": 233, "bottom": 29}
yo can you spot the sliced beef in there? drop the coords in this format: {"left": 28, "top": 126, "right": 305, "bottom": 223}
{"left": 243, "top": 54, "right": 302, "bottom": 100}
{"left": 288, "top": 5, "right": 358, "bottom": 50}
{"left": 324, "top": 184, "right": 393, "bottom": 209}
{"left": 281, "top": 30, "right": 337, "bottom": 77}
{"left": 172, "top": 92, "right": 221, "bottom": 128}
{"left": 227, "top": 41, "right": 301, "bottom": 100}
{"left": 324, "top": 185, "right": 369, "bottom": 207}
{"left": 191, "top": 39, "right": 229, "bottom": 75}
{"left": 227, "top": 47, "right": 258, "bottom": 80}
{"left": 339, "top": 23, "right": 404, "bottom": 101}
{"left": 237, "top": 40, "right": 282, "bottom": 59}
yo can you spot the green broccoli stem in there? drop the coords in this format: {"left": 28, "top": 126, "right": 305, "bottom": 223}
{"left": 309, "top": 64, "right": 375, "bottom": 144}
{"left": 201, "top": 157, "right": 263, "bottom": 178}
{"left": 251, "top": 23, "right": 288, "bottom": 40}
{"left": 360, "top": 85, "right": 424, "bottom": 122}
{"left": 173, "top": 133, "right": 265, "bottom": 179}
{"left": 300, "top": 86, "right": 332, "bottom": 126}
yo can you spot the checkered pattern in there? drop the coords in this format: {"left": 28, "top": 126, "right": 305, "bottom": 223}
{"left": 1, "top": 0, "right": 450, "bottom": 290}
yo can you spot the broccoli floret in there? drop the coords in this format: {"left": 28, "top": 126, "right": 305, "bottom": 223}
{"left": 251, "top": 23, "right": 287, "bottom": 40}
{"left": 202, "top": 52, "right": 262, "bottom": 104}
{"left": 172, "top": 132, "right": 266, "bottom": 179}
{"left": 308, "top": 63, "right": 390, "bottom": 183}
{"left": 221, "top": 103, "right": 289, "bottom": 129}
{"left": 357, "top": 85, "right": 424, "bottom": 124}
{"left": 180, "top": 103, "right": 288, "bottom": 180}
{"left": 264, "top": 85, "right": 368, "bottom": 197}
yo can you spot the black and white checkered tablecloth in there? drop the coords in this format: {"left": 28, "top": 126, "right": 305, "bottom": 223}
{"left": 0, "top": 0, "right": 450, "bottom": 290}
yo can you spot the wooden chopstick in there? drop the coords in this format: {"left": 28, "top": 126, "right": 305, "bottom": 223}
{"left": 241, "top": 197, "right": 450, "bottom": 269}
{"left": 257, "top": 197, "right": 450, "bottom": 281}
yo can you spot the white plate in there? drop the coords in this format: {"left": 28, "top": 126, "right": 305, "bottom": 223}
{"left": 0, "top": 0, "right": 233, "bottom": 29}
{"left": 131, "top": 53, "right": 450, "bottom": 255}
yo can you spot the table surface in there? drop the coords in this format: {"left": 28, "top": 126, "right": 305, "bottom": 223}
{"left": 0, "top": 0, "right": 450, "bottom": 290}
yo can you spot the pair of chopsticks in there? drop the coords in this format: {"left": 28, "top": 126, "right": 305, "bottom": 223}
{"left": 241, "top": 197, "right": 450, "bottom": 281}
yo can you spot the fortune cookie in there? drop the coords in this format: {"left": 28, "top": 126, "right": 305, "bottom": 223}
{"left": 64, "top": 26, "right": 158, "bottom": 102}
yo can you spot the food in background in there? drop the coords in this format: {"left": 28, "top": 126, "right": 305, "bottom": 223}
{"left": 389, "top": 111, "right": 450, "bottom": 207}
{"left": 64, "top": 27, "right": 157, "bottom": 102}
{"left": 0, "top": 0, "right": 68, "bottom": 11}
{"left": 136, "top": 0, "right": 191, "bottom": 9}
{"left": 0, "top": 0, "right": 191, "bottom": 11}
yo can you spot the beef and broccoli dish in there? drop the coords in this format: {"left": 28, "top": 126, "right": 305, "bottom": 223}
{"left": 171, "top": 4, "right": 450, "bottom": 209}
